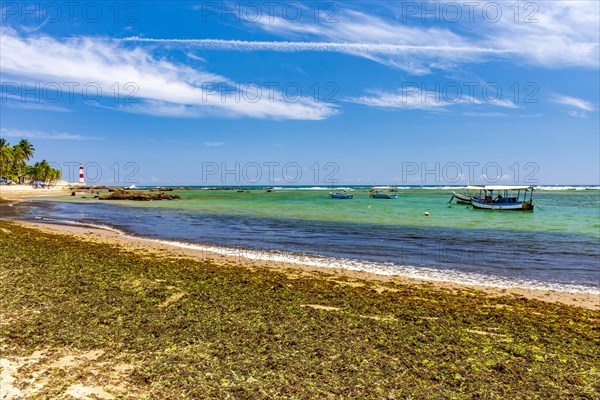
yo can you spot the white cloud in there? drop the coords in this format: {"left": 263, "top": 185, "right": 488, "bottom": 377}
{"left": 550, "top": 95, "right": 595, "bottom": 111}
{"left": 220, "top": 1, "right": 599, "bottom": 72}
{"left": 519, "top": 113, "right": 544, "bottom": 118}
{"left": 1, "top": 128, "right": 96, "bottom": 140}
{"left": 481, "top": 0, "right": 599, "bottom": 69}
{"left": 125, "top": 37, "right": 505, "bottom": 57}
{"left": 125, "top": 38, "right": 504, "bottom": 77}
{"left": 348, "top": 88, "right": 517, "bottom": 111}
{"left": 0, "top": 28, "right": 337, "bottom": 121}
{"left": 349, "top": 89, "right": 451, "bottom": 110}
{"left": 203, "top": 141, "right": 226, "bottom": 147}
{"left": 121, "top": 3, "right": 598, "bottom": 78}
{"left": 491, "top": 99, "right": 518, "bottom": 109}
{"left": 1, "top": 93, "right": 72, "bottom": 112}
{"left": 568, "top": 111, "right": 589, "bottom": 119}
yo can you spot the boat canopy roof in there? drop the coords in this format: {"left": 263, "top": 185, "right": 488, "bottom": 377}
{"left": 468, "top": 185, "right": 533, "bottom": 191}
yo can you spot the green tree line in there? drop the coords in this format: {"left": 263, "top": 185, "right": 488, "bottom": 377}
{"left": 0, "top": 139, "right": 62, "bottom": 184}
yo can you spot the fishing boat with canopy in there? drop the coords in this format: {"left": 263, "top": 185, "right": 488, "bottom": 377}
{"left": 470, "top": 185, "right": 535, "bottom": 211}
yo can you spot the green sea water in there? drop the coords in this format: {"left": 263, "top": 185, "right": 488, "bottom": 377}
{"left": 38, "top": 188, "right": 600, "bottom": 239}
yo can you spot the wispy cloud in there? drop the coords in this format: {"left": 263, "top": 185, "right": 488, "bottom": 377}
{"left": 492, "top": 99, "right": 518, "bottom": 109}
{"left": 347, "top": 88, "right": 517, "bottom": 111}
{"left": 219, "top": 2, "right": 599, "bottom": 72}
{"left": 134, "top": 2, "right": 600, "bottom": 75}
{"left": 230, "top": 7, "right": 483, "bottom": 74}
{"left": 550, "top": 95, "right": 595, "bottom": 111}
{"left": 519, "top": 113, "right": 544, "bottom": 118}
{"left": 568, "top": 111, "right": 589, "bottom": 119}
{"left": 348, "top": 89, "right": 450, "bottom": 110}
{"left": 123, "top": 38, "right": 504, "bottom": 56}
{"left": 1, "top": 94, "right": 72, "bottom": 112}
{"left": 1, "top": 128, "right": 98, "bottom": 140}
{"left": 0, "top": 28, "right": 337, "bottom": 121}
{"left": 123, "top": 39, "right": 505, "bottom": 76}
{"left": 483, "top": 1, "right": 599, "bottom": 69}
{"left": 203, "top": 141, "right": 226, "bottom": 147}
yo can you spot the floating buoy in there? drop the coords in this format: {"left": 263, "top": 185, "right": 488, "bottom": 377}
{"left": 424, "top": 211, "right": 430, "bottom": 216}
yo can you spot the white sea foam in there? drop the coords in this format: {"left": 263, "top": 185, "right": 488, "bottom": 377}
{"left": 28, "top": 217, "right": 600, "bottom": 295}
{"left": 154, "top": 239, "right": 600, "bottom": 295}
{"left": 420, "top": 186, "right": 466, "bottom": 190}
{"left": 536, "top": 186, "right": 600, "bottom": 191}
{"left": 274, "top": 186, "right": 335, "bottom": 191}
{"left": 34, "top": 217, "right": 126, "bottom": 235}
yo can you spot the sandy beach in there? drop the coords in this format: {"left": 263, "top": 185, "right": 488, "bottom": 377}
{"left": 12, "top": 219, "right": 599, "bottom": 310}
{"left": 0, "top": 184, "right": 72, "bottom": 198}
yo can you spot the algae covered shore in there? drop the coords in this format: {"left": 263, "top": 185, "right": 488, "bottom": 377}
{"left": 0, "top": 220, "right": 598, "bottom": 399}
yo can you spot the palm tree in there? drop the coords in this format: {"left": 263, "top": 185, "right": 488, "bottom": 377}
{"left": 48, "top": 165, "right": 62, "bottom": 185}
{"left": 0, "top": 139, "right": 12, "bottom": 178}
{"left": 27, "top": 160, "right": 61, "bottom": 184}
{"left": 10, "top": 145, "right": 26, "bottom": 183}
{"left": 16, "top": 139, "right": 35, "bottom": 161}
{"left": 10, "top": 139, "right": 35, "bottom": 183}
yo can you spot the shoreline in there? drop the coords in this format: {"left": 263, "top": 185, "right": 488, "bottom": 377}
{"left": 14, "top": 219, "right": 600, "bottom": 310}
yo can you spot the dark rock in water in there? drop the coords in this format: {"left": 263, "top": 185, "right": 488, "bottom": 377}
{"left": 99, "top": 188, "right": 180, "bottom": 201}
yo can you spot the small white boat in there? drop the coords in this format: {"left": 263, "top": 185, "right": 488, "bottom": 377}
{"left": 449, "top": 185, "right": 485, "bottom": 204}
{"left": 450, "top": 191, "right": 473, "bottom": 204}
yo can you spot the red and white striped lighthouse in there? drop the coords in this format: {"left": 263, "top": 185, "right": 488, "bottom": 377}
{"left": 78, "top": 163, "right": 85, "bottom": 185}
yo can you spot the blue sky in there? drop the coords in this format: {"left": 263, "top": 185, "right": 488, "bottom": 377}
{"left": 1, "top": 1, "right": 598, "bottom": 185}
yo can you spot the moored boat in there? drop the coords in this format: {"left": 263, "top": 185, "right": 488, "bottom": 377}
{"left": 450, "top": 191, "right": 473, "bottom": 204}
{"left": 449, "top": 185, "right": 484, "bottom": 204}
{"left": 470, "top": 186, "right": 535, "bottom": 211}
{"left": 369, "top": 186, "right": 398, "bottom": 199}
{"left": 329, "top": 192, "right": 354, "bottom": 199}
